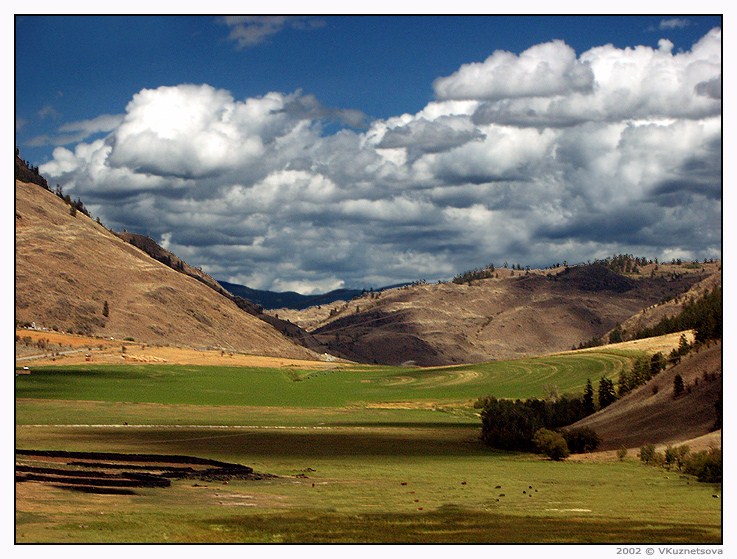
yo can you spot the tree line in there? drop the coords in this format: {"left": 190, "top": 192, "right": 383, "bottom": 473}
{"left": 476, "top": 393, "right": 601, "bottom": 459}
{"left": 476, "top": 343, "right": 690, "bottom": 460}
{"left": 16, "top": 148, "right": 101, "bottom": 223}
{"left": 575, "top": 285, "right": 721, "bottom": 350}
{"left": 632, "top": 286, "right": 722, "bottom": 344}
{"left": 15, "top": 147, "right": 48, "bottom": 189}
{"left": 640, "top": 443, "right": 721, "bottom": 483}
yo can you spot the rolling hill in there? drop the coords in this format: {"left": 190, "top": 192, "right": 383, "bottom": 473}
{"left": 14, "top": 178, "right": 322, "bottom": 361}
{"left": 276, "top": 263, "right": 719, "bottom": 366}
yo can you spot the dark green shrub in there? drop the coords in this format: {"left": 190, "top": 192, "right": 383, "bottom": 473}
{"left": 616, "top": 446, "right": 628, "bottom": 461}
{"left": 673, "top": 374, "right": 685, "bottom": 398}
{"left": 533, "top": 428, "right": 570, "bottom": 461}
{"left": 561, "top": 427, "right": 601, "bottom": 453}
{"left": 640, "top": 444, "right": 658, "bottom": 464}
{"left": 683, "top": 446, "right": 722, "bottom": 483}
{"left": 664, "top": 445, "right": 689, "bottom": 471}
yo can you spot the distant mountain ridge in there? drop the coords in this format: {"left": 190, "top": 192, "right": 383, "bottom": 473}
{"left": 218, "top": 280, "right": 407, "bottom": 310}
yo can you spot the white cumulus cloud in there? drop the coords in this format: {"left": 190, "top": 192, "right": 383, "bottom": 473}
{"left": 433, "top": 40, "right": 594, "bottom": 101}
{"left": 38, "top": 28, "right": 722, "bottom": 293}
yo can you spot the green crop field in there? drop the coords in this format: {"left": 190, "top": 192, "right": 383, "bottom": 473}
{"left": 15, "top": 350, "right": 722, "bottom": 544}
{"left": 15, "top": 350, "right": 633, "bottom": 409}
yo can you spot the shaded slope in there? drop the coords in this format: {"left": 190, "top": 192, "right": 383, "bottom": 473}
{"left": 609, "top": 270, "right": 722, "bottom": 342}
{"left": 15, "top": 180, "right": 319, "bottom": 360}
{"left": 570, "top": 342, "right": 722, "bottom": 450}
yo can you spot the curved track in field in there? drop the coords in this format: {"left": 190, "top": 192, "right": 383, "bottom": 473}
{"left": 374, "top": 351, "right": 633, "bottom": 400}
{"left": 15, "top": 350, "right": 637, "bottom": 409}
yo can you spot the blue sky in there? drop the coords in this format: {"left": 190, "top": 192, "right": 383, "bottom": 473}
{"left": 14, "top": 15, "right": 723, "bottom": 293}
{"left": 16, "top": 15, "right": 721, "bottom": 163}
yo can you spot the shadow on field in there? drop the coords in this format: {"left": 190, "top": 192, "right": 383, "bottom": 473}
{"left": 50, "top": 426, "right": 490, "bottom": 459}
{"left": 204, "top": 508, "right": 721, "bottom": 544}
{"left": 329, "top": 421, "right": 479, "bottom": 429}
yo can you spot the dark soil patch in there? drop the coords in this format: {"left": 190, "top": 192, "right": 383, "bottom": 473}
{"left": 16, "top": 449, "right": 270, "bottom": 494}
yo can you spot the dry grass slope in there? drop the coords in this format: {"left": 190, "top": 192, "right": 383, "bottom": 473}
{"left": 15, "top": 180, "right": 318, "bottom": 360}
{"left": 296, "top": 264, "right": 718, "bottom": 366}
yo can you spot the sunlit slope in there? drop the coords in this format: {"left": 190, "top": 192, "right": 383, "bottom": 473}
{"left": 305, "top": 264, "right": 717, "bottom": 366}
{"left": 15, "top": 180, "right": 317, "bottom": 360}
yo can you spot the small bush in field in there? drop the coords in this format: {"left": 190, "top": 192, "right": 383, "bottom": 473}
{"left": 617, "top": 446, "right": 628, "bottom": 461}
{"left": 683, "top": 446, "right": 722, "bottom": 483}
{"left": 533, "top": 428, "right": 570, "bottom": 461}
{"left": 640, "top": 444, "right": 661, "bottom": 465}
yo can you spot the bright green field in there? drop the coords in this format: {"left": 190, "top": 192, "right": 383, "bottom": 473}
{"left": 15, "top": 350, "right": 632, "bottom": 409}
{"left": 15, "top": 351, "right": 722, "bottom": 544}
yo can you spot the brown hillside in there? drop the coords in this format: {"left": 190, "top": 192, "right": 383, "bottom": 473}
{"left": 570, "top": 342, "right": 722, "bottom": 451}
{"left": 611, "top": 269, "right": 722, "bottom": 341}
{"left": 14, "top": 180, "right": 319, "bottom": 360}
{"left": 303, "top": 265, "right": 714, "bottom": 366}
{"left": 115, "top": 231, "right": 339, "bottom": 357}
{"left": 117, "top": 232, "right": 232, "bottom": 299}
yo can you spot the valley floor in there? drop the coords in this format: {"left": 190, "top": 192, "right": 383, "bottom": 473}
{"left": 15, "top": 334, "right": 722, "bottom": 544}
{"left": 15, "top": 421, "right": 721, "bottom": 544}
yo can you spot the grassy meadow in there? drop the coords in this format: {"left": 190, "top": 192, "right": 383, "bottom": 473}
{"left": 15, "top": 350, "right": 722, "bottom": 543}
